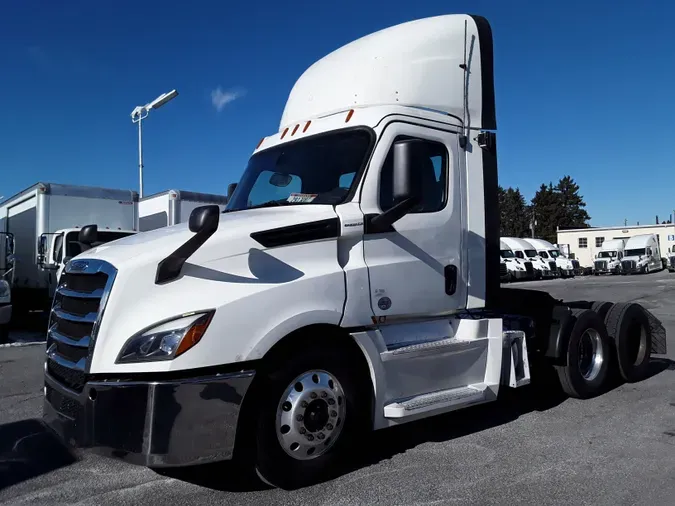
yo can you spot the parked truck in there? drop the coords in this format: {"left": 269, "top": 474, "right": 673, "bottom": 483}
{"left": 0, "top": 183, "right": 138, "bottom": 330}
{"left": 42, "top": 15, "right": 666, "bottom": 490}
{"left": 525, "top": 238, "right": 575, "bottom": 278}
{"left": 139, "top": 189, "right": 229, "bottom": 232}
{"left": 501, "top": 237, "right": 554, "bottom": 279}
{"left": 593, "top": 238, "right": 625, "bottom": 275}
{"left": 621, "top": 234, "right": 662, "bottom": 274}
{"left": 499, "top": 239, "right": 530, "bottom": 281}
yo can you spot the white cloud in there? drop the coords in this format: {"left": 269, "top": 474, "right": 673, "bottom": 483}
{"left": 211, "top": 87, "right": 245, "bottom": 112}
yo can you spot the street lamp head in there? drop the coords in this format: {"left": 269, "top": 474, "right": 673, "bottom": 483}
{"left": 148, "top": 89, "right": 178, "bottom": 110}
{"left": 130, "top": 105, "right": 146, "bottom": 120}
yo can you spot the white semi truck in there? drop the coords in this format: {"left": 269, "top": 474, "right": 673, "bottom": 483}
{"left": 139, "top": 189, "right": 230, "bottom": 232}
{"left": 621, "top": 234, "right": 662, "bottom": 274}
{"left": 42, "top": 15, "right": 666, "bottom": 489}
{"left": 499, "top": 239, "right": 530, "bottom": 281}
{"left": 593, "top": 238, "right": 626, "bottom": 275}
{"left": 525, "top": 238, "right": 575, "bottom": 278}
{"left": 501, "top": 237, "right": 554, "bottom": 279}
{"left": 0, "top": 183, "right": 138, "bottom": 332}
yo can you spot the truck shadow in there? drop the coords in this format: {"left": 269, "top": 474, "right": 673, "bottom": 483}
{"left": 0, "top": 418, "right": 77, "bottom": 491}
{"left": 160, "top": 357, "right": 674, "bottom": 492}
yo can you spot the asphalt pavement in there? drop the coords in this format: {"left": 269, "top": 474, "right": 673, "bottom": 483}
{"left": 1, "top": 271, "right": 675, "bottom": 505}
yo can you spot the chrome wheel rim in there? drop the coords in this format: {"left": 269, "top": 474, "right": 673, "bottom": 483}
{"left": 276, "top": 370, "right": 346, "bottom": 460}
{"left": 578, "top": 328, "right": 604, "bottom": 381}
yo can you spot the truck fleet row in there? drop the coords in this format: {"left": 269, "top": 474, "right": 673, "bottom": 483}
{"left": 500, "top": 237, "right": 578, "bottom": 282}
{"left": 593, "top": 234, "right": 666, "bottom": 275}
{"left": 0, "top": 184, "right": 229, "bottom": 338}
{"left": 38, "top": 14, "right": 667, "bottom": 490}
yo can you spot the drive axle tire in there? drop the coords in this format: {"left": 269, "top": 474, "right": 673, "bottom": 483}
{"left": 603, "top": 302, "right": 651, "bottom": 382}
{"left": 253, "top": 346, "right": 368, "bottom": 489}
{"left": 590, "top": 301, "right": 614, "bottom": 320}
{"left": 555, "top": 309, "right": 611, "bottom": 399}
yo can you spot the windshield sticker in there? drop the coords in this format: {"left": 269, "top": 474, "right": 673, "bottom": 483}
{"left": 287, "top": 193, "right": 318, "bottom": 203}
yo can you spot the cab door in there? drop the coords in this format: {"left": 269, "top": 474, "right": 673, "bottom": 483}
{"left": 359, "top": 122, "right": 465, "bottom": 320}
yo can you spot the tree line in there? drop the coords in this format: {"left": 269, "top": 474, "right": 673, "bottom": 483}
{"left": 499, "top": 175, "right": 591, "bottom": 244}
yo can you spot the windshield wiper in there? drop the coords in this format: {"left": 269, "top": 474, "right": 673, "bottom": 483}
{"left": 223, "top": 199, "right": 295, "bottom": 213}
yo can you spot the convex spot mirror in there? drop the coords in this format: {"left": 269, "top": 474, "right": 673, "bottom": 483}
{"left": 269, "top": 172, "right": 293, "bottom": 187}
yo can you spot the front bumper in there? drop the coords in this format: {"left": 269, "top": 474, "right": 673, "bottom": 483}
{"left": 43, "top": 368, "right": 255, "bottom": 468}
{"left": 0, "top": 303, "right": 11, "bottom": 325}
{"left": 510, "top": 270, "right": 529, "bottom": 280}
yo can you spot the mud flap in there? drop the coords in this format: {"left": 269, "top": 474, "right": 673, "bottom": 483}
{"left": 501, "top": 330, "right": 531, "bottom": 387}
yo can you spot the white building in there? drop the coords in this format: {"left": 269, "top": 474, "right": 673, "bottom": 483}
{"left": 557, "top": 223, "right": 675, "bottom": 267}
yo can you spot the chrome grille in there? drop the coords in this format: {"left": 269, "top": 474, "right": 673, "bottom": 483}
{"left": 572, "top": 260, "right": 580, "bottom": 269}
{"left": 500, "top": 263, "right": 508, "bottom": 276}
{"left": 670, "top": 257, "right": 675, "bottom": 268}
{"left": 46, "top": 259, "right": 117, "bottom": 392}
{"left": 595, "top": 260, "right": 607, "bottom": 271}
{"left": 549, "top": 261, "right": 556, "bottom": 271}
{"left": 524, "top": 262, "right": 534, "bottom": 275}
{"left": 622, "top": 260, "right": 636, "bottom": 271}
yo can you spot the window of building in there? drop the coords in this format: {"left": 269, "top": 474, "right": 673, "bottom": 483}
{"left": 595, "top": 237, "right": 604, "bottom": 248}
{"left": 579, "top": 237, "right": 588, "bottom": 248}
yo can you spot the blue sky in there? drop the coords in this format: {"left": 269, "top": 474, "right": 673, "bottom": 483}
{"left": 1, "top": 0, "right": 674, "bottom": 227}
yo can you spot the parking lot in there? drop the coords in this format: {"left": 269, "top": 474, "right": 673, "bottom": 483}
{"left": 1, "top": 272, "right": 675, "bottom": 505}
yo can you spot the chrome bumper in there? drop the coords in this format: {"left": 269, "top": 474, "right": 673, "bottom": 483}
{"left": 43, "top": 368, "right": 255, "bottom": 467}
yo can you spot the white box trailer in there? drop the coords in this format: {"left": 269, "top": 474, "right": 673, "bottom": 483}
{"left": 139, "top": 189, "right": 229, "bottom": 232}
{"left": 0, "top": 182, "right": 138, "bottom": 325}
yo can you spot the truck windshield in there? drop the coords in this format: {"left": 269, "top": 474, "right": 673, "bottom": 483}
{"left": 227, "top": 129, "right": 372, "bottom": 211}
{"left": 625, "top": 248, "right": 646, "bottom": 257}
{"left": 524, "top": 250, "right": 537, "bottom": 258}
{"left": 500, "top": 249, "right": 515, "bottom": 258}
{"left": 598, "top": 251, "right": 616, "bottom": 258}
{"left": 548, "top": 250, "right": 561, "bottom": 258}
{"left": 539, "top": 251, "right": 549, "bottom": 258}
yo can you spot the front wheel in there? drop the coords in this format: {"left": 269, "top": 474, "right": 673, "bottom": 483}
{"left": 253, "top": 346, "right": 368, "bottom": 489}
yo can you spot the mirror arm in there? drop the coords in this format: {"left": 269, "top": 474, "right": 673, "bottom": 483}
{"left": 367, "top": 196, "right": 420, "bottom": 234}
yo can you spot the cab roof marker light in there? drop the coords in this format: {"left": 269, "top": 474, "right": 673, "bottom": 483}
{"left": 281, "top": 127, "right": 289, "bottom": 139}
{"left": 291, "top": 124, "right": 300, "bottom": 136}
{"left": 345, "top": 109, "right": 354, "bottom": 123}
{"left": 303, "top": 120, "right": 311, "bottom": 132}
{"left": 256, "top": 137, "right": 265, "bottom": 149}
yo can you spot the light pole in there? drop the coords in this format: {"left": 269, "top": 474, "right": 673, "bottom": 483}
{"left": 130, "top": 89, "right": 178, "bottom": 198}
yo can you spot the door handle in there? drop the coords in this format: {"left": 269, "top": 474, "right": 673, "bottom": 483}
{"left": 444, "top": 265, "right": 457, "bottom": 295}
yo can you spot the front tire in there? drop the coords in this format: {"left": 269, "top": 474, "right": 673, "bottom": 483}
{"left": 253, "top": 346, "right": 368, "bottom": 489}
{"left": 555, "top": 309, "right": 611, "bottom": 399}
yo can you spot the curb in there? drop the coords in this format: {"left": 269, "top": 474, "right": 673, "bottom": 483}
{"left": 0, "top": 341, "right": 47, "bottom": 349}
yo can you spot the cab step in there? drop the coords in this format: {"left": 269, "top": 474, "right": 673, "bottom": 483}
{"left": 383, "top": 383, "right": 491, "bottom": 419}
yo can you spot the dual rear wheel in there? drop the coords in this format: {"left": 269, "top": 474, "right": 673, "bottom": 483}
{"left": 555, "top": 302, "right": 652, "bottom": 399}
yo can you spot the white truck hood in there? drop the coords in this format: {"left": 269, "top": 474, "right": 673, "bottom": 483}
{"left": 77, "top": 205, "right": 338, "bottom": 270}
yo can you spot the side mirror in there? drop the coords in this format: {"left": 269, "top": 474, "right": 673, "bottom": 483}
{"left": 79, "top": 224, "right": 98, "bottom": 245}
{"left": 189, "top": 205, "right": 220, "bottom": 234}
{"left": 367, "top": 140, "right": 423, "bottom": 233}
{"left": 227, "top": 183, "right": 237, "bottom": 200}
{"left": 37, "top": 235, "right": 47, "bottom": 256}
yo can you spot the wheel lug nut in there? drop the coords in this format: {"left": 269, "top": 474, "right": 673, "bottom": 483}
{"left": 327, "top": 399, "right": 335, "bottom": 405}
{"left": 326, "top": 423, "right": 333, "bottom": 430}
{"left": 299, "top": 427, "right": 306, "bottom": 434}
{"left": 296, "top": 414, "right": 303, "bottom": 421}
{"left": 306, "top": 434, "right": 314, "bottom": 441}
{"left": 321, "top": 391, "right": 327, "bottom": 398}
{"left": 310, "top": 392, "right": 317, "bottom": 399}
{"left": 330, "top": 410, "right": 337, "bottom": 417}
{"left": 301, "top": 401, "right": 308, "bottom": 408}
{"left": 317, "top": 433, "right": 325, "bottom": 440}
{"left": 282, "top": 401, "right": 292, "bottom": 412}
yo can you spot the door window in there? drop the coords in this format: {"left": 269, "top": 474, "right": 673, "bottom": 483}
{"left": 378, "top": 137, "right": 448, "bottom": 213}
{"left": 53, "top": 234, "right": 64, "bottom": 263}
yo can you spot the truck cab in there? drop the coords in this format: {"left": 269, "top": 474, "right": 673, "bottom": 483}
{"left": 525, "top": 238, "right": 574, "bottom": 278}
{"left": 593, "top": 238, "right": 625, "bottom": 275}
{"left": 501, "top": 237, "right": 553, "bottom": 279}
{"left": 499, "top": 239, "right": 530, "bottom": 281}
{"left": 621, "top": 234, "right": 662, "bottom": 274}
{"left": 39, "top": 227, "right": 137, "bottom": 282}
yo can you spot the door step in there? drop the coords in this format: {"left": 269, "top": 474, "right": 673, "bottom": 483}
{"left": 383, "top": 383, "right": 489, "bottom": 419}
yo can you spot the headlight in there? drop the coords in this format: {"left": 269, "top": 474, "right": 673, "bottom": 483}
{"left": 116, "top": 311, "right": 214, "bottom": 364}
{"left": 0, "top": 280, "right": 9, "bottom": 298}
